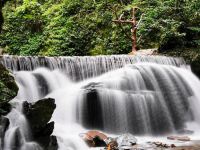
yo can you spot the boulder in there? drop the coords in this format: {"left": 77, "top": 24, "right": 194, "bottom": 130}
{"left": 23, "top": 98, "right": 57, "bottom": 150}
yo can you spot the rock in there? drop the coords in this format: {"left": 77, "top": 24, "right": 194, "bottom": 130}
{"left": 0, "top": 63, "right": 18, "bottom": 115}
{"left": 136, "top": 48, "right": 158, "bottom": 55}
{"left": 167, "top": 135, "right": 191, "bottom": 141}
{"left": 152, "top": 142, "right": 173, "bottom": 148}
{"left": 23, "top": 98, "right": 56, "bottom": 133}
{"left": 23, "top": 98, "right": 57, "bottom": 150}
{"left": 80, "top": 130, "right": 107, "bottom": 147}
{"left": 0, "top": 116, "right": 10, "bottom": 148}
{"left": 48, "top": 136, "right": 58, "bottom": 150}
{"left": 106, "top": 140, "right": 118, "bottom": 150}
{"left": 116, "top": 133, "right": 137, "bottom": 149}
{"left": 6, "top": 127, "right": 23, "bottom": 150}
{"left": 81, "top": 87, "right": 104, "bottom": 130}
{"left": 82, "top": 82, "right": 102, "bottom": 90}
{"left": 171, "top": 144, "right": 176, "bottom": 148}
{"left": 0, "top": 63, "right": 18, "bottom": 103}
{"left": 0, "top": 102, "right": 11, "bottom": 116}
{"left": 191, "top": 56, "right": 200, "bottom": 79}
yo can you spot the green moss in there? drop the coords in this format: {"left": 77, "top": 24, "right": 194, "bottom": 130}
{"left": 0, "top": 63, "right": 18, "bottom": 103}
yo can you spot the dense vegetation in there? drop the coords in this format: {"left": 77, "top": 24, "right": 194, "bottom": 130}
{"left": 0, "top": 0, "right": 199, "bottom": 56}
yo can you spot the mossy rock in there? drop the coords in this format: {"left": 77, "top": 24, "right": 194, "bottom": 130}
{"left": 0, "top": 63, "right": 18, "bottom": 115}
{"left": 0, "top": 63, "right": 18, "bottom": 103}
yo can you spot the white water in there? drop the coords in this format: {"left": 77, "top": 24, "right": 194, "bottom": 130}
{"left": 1, "top": 55, "right": 200, "bottom": 150}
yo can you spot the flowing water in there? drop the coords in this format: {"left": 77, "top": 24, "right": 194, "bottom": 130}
{"left": 1, "top": 55, "right": 200, "bottom": 150}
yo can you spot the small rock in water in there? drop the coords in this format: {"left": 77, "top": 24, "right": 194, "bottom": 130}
{"left": 106, "top": 140, "right": 118, "bottom": 150}
{"left": 79, "top": 130, "right": 107, "bottom": 147}
{"left": 116, "top": 133, "right": 137, "bottom": 149}
{"left": 167, "top": 135, "right": 191, "bottom": 141}
{"left": 152, "top": 141, "right": 176, "bottom": 148}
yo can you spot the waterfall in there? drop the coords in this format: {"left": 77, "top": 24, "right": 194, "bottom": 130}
{"left": 1, "top": 55, "right": 200, "bottom": 150}
{"left": 0, "top": 55, "right": 186, "bottom": 81}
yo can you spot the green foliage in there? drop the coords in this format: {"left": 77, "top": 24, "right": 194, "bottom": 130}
{"left": 0, "top": 0, "right": 199, "bottom": 56}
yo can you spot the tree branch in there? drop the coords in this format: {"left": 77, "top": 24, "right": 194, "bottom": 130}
{"left": 112, "top": 8, "right": 133, "bottom": 40}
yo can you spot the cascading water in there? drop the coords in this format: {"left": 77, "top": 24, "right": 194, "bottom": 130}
{"left": 1, "top": 55, "right": 200, "bottom": 150}
{"left": 0, "top": 55, "right": 186, "bottom": 81}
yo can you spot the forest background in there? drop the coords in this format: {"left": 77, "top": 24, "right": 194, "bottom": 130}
{"left": 0, "top": 0, "right": 199, "bottom": 57}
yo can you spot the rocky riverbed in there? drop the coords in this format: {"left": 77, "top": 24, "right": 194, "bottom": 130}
{"left": 80, "top": 130, "right": 200, "bottom": 150}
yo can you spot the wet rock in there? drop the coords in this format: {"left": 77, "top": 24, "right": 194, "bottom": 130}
{"left": 80, "top": 130, "right": 107, "bottom": 147}
{"left": 82, "top": 82, "right": 102, "bottom": 90}
{"left": 48, "top": 136, "right": 58, "bottom": 150}
{"left": 80, "top": 131, "right": 138, "bottom": 150}
{"left": 5, "top": 127, "right": 23, "bottom": 150}
{"left": 191, "top": 55, "right": 200, "bottom": 79}
{"left": 116, "top": 134, "right": 137, "bottom": 149}
{"left": 152, "top": 141, "right": 176, "bottom": 148}
{"left": 106, "top": 140, "right": 118, "bottom": 150}
{"left": 167, "top": 135, "right": 191, "bottom": 141}
{"left": 23, "top": 98, "right": 57, "bottom": 150}
{"left": 0, "top": 116, "right": 10, "bottom": 148}
{"left": 81, "top": 88, "right": 104, "bottom": 130}
{"left": 23, "top": 98, "right": 56, "bottom": 132}
{"left": 0, "top": 102, "right": 11, "bottom": 116}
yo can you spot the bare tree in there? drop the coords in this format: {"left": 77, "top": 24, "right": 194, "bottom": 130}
{"left": 113, "top": 7, "right": 143, "bottom": 53}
